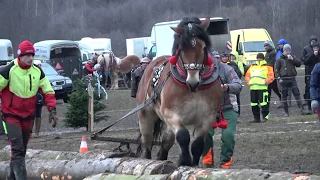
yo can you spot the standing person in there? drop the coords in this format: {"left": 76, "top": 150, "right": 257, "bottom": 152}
{"left": 83, "top": 55, "right": 98, "bottom": 76}
{"left": 310, "top": 62, "right": 320, "bottom": 120}
{"left": 276, "top": 39, "right": 294, "bottom": 107}
{"left": 301, "top": 38, "right": 320, "bottom": 114}
{"left": 245, "top": 53, "right": 274, "bottom": 123}
{"left": 229, "top": 51, "right": 244, "bottom": 76}
{"left": 276, "top": 39, "right": 288, "bottom": 60}
{"left": 223, "top": 52, "right": 242, "bottom": 116}
{"left": 0, "top": 40, "right": 57, "bottom": 179}
{"left": 202, "top": 61, "right": 242, "bottom": 169}
{"left": 131, "top": 57, "right": 151, "bottom": 98}
{"left": 264, "top": 41, "right": 282, "bottom": 108}
{"left": 275, "top": 44, "right": 304, "bottom": 117}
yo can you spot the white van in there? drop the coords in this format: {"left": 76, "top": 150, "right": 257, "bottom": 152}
{"left": 79, "top": 37, "right": 112, "bottom": 54}
{"left": 146, "top": 17, "right": 230, "bottom": 59}
{"left": 0, "top": 39, "right": 14, "bottom": 65}
{"left": 75, "top": 41, "right": 94, "bottom": 62}
{"left": 33, "top": 40, "right": 82, "bottom": 81}
{"left": 126, "top": 37, "right": 152, "bottom": 58}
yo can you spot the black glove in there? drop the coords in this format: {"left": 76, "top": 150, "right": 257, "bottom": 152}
{"left": 49, "top": 107, "right": 58, "bottom": 128}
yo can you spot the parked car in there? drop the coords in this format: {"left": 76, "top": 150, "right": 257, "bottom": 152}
{"left": 40, "top": 62, "right": 74, "bottom": 103}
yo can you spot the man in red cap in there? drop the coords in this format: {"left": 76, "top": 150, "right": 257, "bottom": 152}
{"left": 0, "top": 40, "right": 57, "bottom": 179}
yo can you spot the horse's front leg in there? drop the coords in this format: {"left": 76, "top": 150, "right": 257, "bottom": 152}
{"left": 157, "top": 125, "right": 175, "bottom": 160}
{"left": 137, "top": 109, "right": 158, "bottom": 159}
{"left": 191, "top": 115, "right": 214, "bottom": 167}
{"left": 113, "top": 70, "right": 119, "bottom": 89}
{"left": 174, "top": 124, "right": 192, "bottom": 166}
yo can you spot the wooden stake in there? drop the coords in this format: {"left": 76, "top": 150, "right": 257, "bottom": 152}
{"left": 88, "top": 83, "right": 94, "bottom": 132}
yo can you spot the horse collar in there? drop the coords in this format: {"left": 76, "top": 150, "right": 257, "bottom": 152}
{"left": 170, "top": 56, "right": 220, "bottom": 90}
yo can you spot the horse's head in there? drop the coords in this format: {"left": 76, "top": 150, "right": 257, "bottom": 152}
{"left": 97, "top": 54, "right": 106, "bottom": 66}
{"left": 91, "top": 53, "right": 100, "bottom": 64}
{"left": 170, "top": 17, "right": 211, "bottom": 92}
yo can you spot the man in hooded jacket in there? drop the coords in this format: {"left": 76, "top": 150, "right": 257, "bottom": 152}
{"left": 276, "top": 39, "right": 288, "bottom": 60}
{"left": 264, "top": 41, "right": 282, "bottom": 107}
{"left": 202, "top": 60, "right": 242, "bottom": 169}
{"left": 301, "top": 36, "right": 319, "bottom": 113}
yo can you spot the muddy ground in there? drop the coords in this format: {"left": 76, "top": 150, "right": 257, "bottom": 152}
{"left": 1, "top": 70, "right": 320, "bottom": 175}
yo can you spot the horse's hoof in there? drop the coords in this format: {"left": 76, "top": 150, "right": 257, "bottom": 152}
{"left": 178, "top": 155, "right": 192, "bottom": 166}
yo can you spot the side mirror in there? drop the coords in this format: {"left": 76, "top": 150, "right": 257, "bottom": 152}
{"left": 58, "top": 70, "right": 65, "bottom": 76}
{"left": 238, "top": 50, "right": 243, "bottom": 55}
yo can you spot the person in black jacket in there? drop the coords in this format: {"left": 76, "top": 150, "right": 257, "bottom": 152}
{"left": 264, "top": 41, "right": 282, "bottom": 108}
{"left": 301, "top": 37, "right": 320, "bottom": 114}
{"left": 275, "top": 44, "right": 304, "bottom": 116}
{"left": 131, "top": 57, "right": 151, "bottom": 98}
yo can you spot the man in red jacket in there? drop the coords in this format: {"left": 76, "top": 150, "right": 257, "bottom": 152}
{"left": 0, "top": 40, "right": 57, "bottom": 179}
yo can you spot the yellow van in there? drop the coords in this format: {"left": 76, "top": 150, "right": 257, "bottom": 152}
{"left": 230, "top": 28, "right": 274, "bottom": 65}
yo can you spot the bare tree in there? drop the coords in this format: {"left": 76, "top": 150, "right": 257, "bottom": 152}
{"left": 0, "top": 0, "right": 319, "bottom": 55}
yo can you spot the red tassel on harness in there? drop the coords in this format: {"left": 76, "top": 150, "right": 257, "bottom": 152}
{"left": 169, "top": 56, "right": 178, "bottom": 65}
{"left": 205, "top": 54, "right": 213, "bottom": 66}
{"left": 212, "top": 106, "right": 228, "bottom": 129}
{"left": 212, "top": 120, "right": 219, "bottom": 129}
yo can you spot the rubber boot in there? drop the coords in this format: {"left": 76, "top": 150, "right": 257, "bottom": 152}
{"left": 11, "top": 159, "right": 27, "bottom": 180}
{"left": 250, "top": 117, "right": 261, "bottom": 123}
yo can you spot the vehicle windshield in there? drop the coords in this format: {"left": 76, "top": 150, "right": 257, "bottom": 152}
{"left": 40, "top": 62, "right": 58, "bottom": 76}
{"left": 87, "top": 53, "right": 93, "bottom": 60}
{"left": 243, "top": 41, "right": 268, "bottom": 52}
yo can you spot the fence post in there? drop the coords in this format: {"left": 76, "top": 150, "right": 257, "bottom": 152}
{"left": 88, "top": 83, "right": 94, "bottom": 132}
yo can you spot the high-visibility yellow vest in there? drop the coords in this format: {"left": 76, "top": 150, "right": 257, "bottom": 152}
{"left": 245, "top": 60, "right": 274, "bottom": 90}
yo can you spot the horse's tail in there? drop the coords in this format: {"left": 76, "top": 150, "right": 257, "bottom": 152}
{"left": 136, "top": 118, "right": 163, "bottom": 158}
{"left": 119, "top": 55, "right": 141, "bottom": 73}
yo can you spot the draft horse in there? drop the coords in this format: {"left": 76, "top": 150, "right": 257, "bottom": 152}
{"left": 136, "top": 17, "right": 223, "bottom": 166}
{"left": 97, "top": 51, "right": 140, "bottom": 89}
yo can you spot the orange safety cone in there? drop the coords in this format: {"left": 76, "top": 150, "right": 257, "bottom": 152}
{"left": 79, "top": 136, "right": 88, "bottom": 153}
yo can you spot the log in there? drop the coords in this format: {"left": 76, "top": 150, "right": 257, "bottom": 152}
{"left": 168, "top": 166, "right": 320, "bottom": 180}
{"left": 0, "top": 157, "right": 177, "bottom": 180}
{"left": 0, "top": 145, "right": 132, "bottom": 161}
{"left": 84, "top": 173, "right": 169, "bottom": 180}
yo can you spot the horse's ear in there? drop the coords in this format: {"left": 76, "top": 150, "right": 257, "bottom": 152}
{"left": 171, "top": 27, "right": 184, "bottom": 35}
{"left": 200, "top": 17, "right": 210, "bottom": 30}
